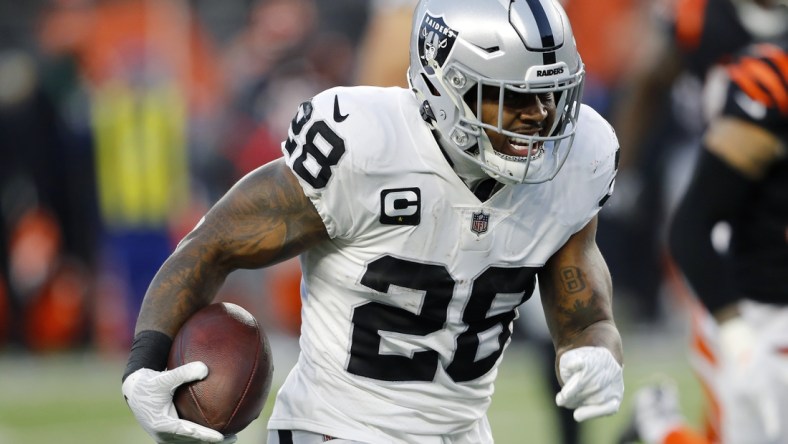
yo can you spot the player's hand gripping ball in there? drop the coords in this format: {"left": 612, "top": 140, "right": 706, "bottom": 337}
{"left": 168, "top": 302, "right": 274, "bottom": 435}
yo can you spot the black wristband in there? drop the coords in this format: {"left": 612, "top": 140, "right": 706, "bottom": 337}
{"left": 122, "top": 330, "right": 173, "bottom": 382}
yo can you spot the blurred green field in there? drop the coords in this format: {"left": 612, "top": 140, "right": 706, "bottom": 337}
{"left": 0, "top": 328, "right": 703, "bottom": 444}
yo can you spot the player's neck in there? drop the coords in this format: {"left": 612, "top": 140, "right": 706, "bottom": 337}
{"left": 432, "top": 132, "right": 490, "bottom": 191}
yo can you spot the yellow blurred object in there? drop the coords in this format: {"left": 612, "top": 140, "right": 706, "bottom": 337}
{"left": 92, "top": 81, "right": 189, "bottom": 229}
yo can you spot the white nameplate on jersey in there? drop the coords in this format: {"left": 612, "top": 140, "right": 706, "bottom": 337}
{"left": 380, "top": 187, "right": 421, "bottom": 225}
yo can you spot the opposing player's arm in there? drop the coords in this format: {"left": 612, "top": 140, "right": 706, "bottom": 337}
{"left": 705, "top": 117, "right": 785, "bottom": 179}
{"left": 702, "top": 41, "right": 788, "bottom": 179}
{"left": 135, "top": 158, "right": 329, "bottom": 337}
{"left": 539, "top": 216, "right": 623, "bottom": 373}
{"left": 669, "top": 41, "right": 787, "bottom": 319}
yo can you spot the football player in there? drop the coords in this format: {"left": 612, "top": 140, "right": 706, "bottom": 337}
{"left": 356, "top": 2, "right": 586, "bottom": 443}
{"left": 604, "top": 0, "right": 788, "bottom": 328}
{"left": 623, "top": 36, "right": 788, "bottom": 444}
{"left": 121, "top": 0, "right": 625, "bottom": 442}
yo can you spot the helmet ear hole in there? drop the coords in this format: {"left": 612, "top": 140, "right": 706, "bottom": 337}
{"left": 420, "top": 73, "right": 441, "bottom": 96}
{"left": 462, "top": 84, "right": 480, "bottom": 115}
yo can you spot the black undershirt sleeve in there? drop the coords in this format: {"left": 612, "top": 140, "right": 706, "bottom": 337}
{"left": 122, "top": 330, "right": 173, "bottom": 382}
{"left": 668, "top": 148, "right": 757, "bottom": 314}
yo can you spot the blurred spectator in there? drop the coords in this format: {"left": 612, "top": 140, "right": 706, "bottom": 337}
{"left": 0, "top": 0, "right": 380, "bottom": 352}
{"left": 219, "top": 0, "right": 320, "bottom": 178}
{"left": 0, "top": 272, "right": 7, "bottom": 345}
{"left": 10, "top": 208, "right": 91, "bottom": 351}
{"left": 563, "top": 0, "right": 654, "bottom": 118}
{"left": 0, "top": 31, "right": 93, "bottom": 350}
{"left": 355, "top": 0, "right": 414, "bottom": 88}
{"left": 214, "top": 0, "right": 364, "bottom": 335}
{"left": 36, "top": 0, "right": 225, "bottom": 351}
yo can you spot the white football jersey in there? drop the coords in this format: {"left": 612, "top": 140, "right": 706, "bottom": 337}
{"left": 269, "top": 86, "right": 618, "bottom": 443}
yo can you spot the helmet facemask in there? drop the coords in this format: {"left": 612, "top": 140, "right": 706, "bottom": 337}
{"left": 445, "top": 64, "right": 584, "bottom": 184}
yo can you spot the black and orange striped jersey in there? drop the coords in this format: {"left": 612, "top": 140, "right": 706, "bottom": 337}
{"left": 668, "top": 0, "right": 752, "bottom": 79}
{"left": 722, "top": 37, "right": 788, "bottom": 143}
{"left": 723, "top": 37, "right": 788, "bottom": 304}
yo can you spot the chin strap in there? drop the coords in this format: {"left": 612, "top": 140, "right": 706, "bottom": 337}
{"left": 419, "top": 99, "right": 437, "bottom": 125}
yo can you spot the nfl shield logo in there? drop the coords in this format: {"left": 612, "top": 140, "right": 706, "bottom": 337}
{"left": 471, "top": 211, "right": 489, "bottom": 235}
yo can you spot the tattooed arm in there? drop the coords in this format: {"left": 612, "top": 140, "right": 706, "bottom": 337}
{"left": 136, "top": 157, "right": 329, "bottom": 337}
{"left": 538, "top": 216, "right": 624, "bottom": 421}
{"left": 122, "top": 158, "right": 329, "bottom": 442}
{"left": 538, "top": 216, "right": 623, "bottom": 378}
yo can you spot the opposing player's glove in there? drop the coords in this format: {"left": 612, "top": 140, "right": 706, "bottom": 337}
{"left": 555, "top": 346, "right": 624, "bottom": 422}
{"left": 122, "top": 362, "right": 237, "bottom": 444}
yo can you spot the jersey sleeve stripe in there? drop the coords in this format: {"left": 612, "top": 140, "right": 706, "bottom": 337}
{"left": 674, "top": 0, "right": 707, "bottom": 50}
{"left": 727, "top": 64, "right": 774, "bottom": 108}
{"left": 739, "top": 57, "right": 788, "bottom": 115}
{"left": 757, "top": 43, "right": 788, "bottom": 79}
{"left": 757, "top": 44, "right": 788, "bottom": 111}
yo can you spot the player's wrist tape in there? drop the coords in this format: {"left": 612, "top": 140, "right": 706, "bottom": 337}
{"left": 122, "top": 330, "right": 173, "bottom": 382}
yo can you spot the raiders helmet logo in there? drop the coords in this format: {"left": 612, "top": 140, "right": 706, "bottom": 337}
{"left": 418, "top": 14, "right": 458, "bottom": 73}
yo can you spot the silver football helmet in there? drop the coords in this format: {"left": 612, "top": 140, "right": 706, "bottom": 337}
{"left": 408, "top": 0, "right": 585, "bottom": 184}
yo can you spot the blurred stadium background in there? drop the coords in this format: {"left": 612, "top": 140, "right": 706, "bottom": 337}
{"left": 0, "top": 0, "right": 710, "bottom": 443}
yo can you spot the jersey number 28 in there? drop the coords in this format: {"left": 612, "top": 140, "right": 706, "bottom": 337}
{"left": 283, "top": 100, "right": 346, "bottom": 189}
{"left": 348, "top": 255, "right": 536, "bottom": 383}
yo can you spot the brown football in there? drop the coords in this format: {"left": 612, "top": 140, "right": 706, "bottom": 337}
{"left": 168, "top": 302, "right": 274, "bottom": 435}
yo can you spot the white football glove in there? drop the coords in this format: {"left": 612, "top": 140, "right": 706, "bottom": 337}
{"left": 122, "top": 361, "right": 237, "bottom": 444}
{"left": 555, "top": 346, "right": 624, "bottom": 422}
